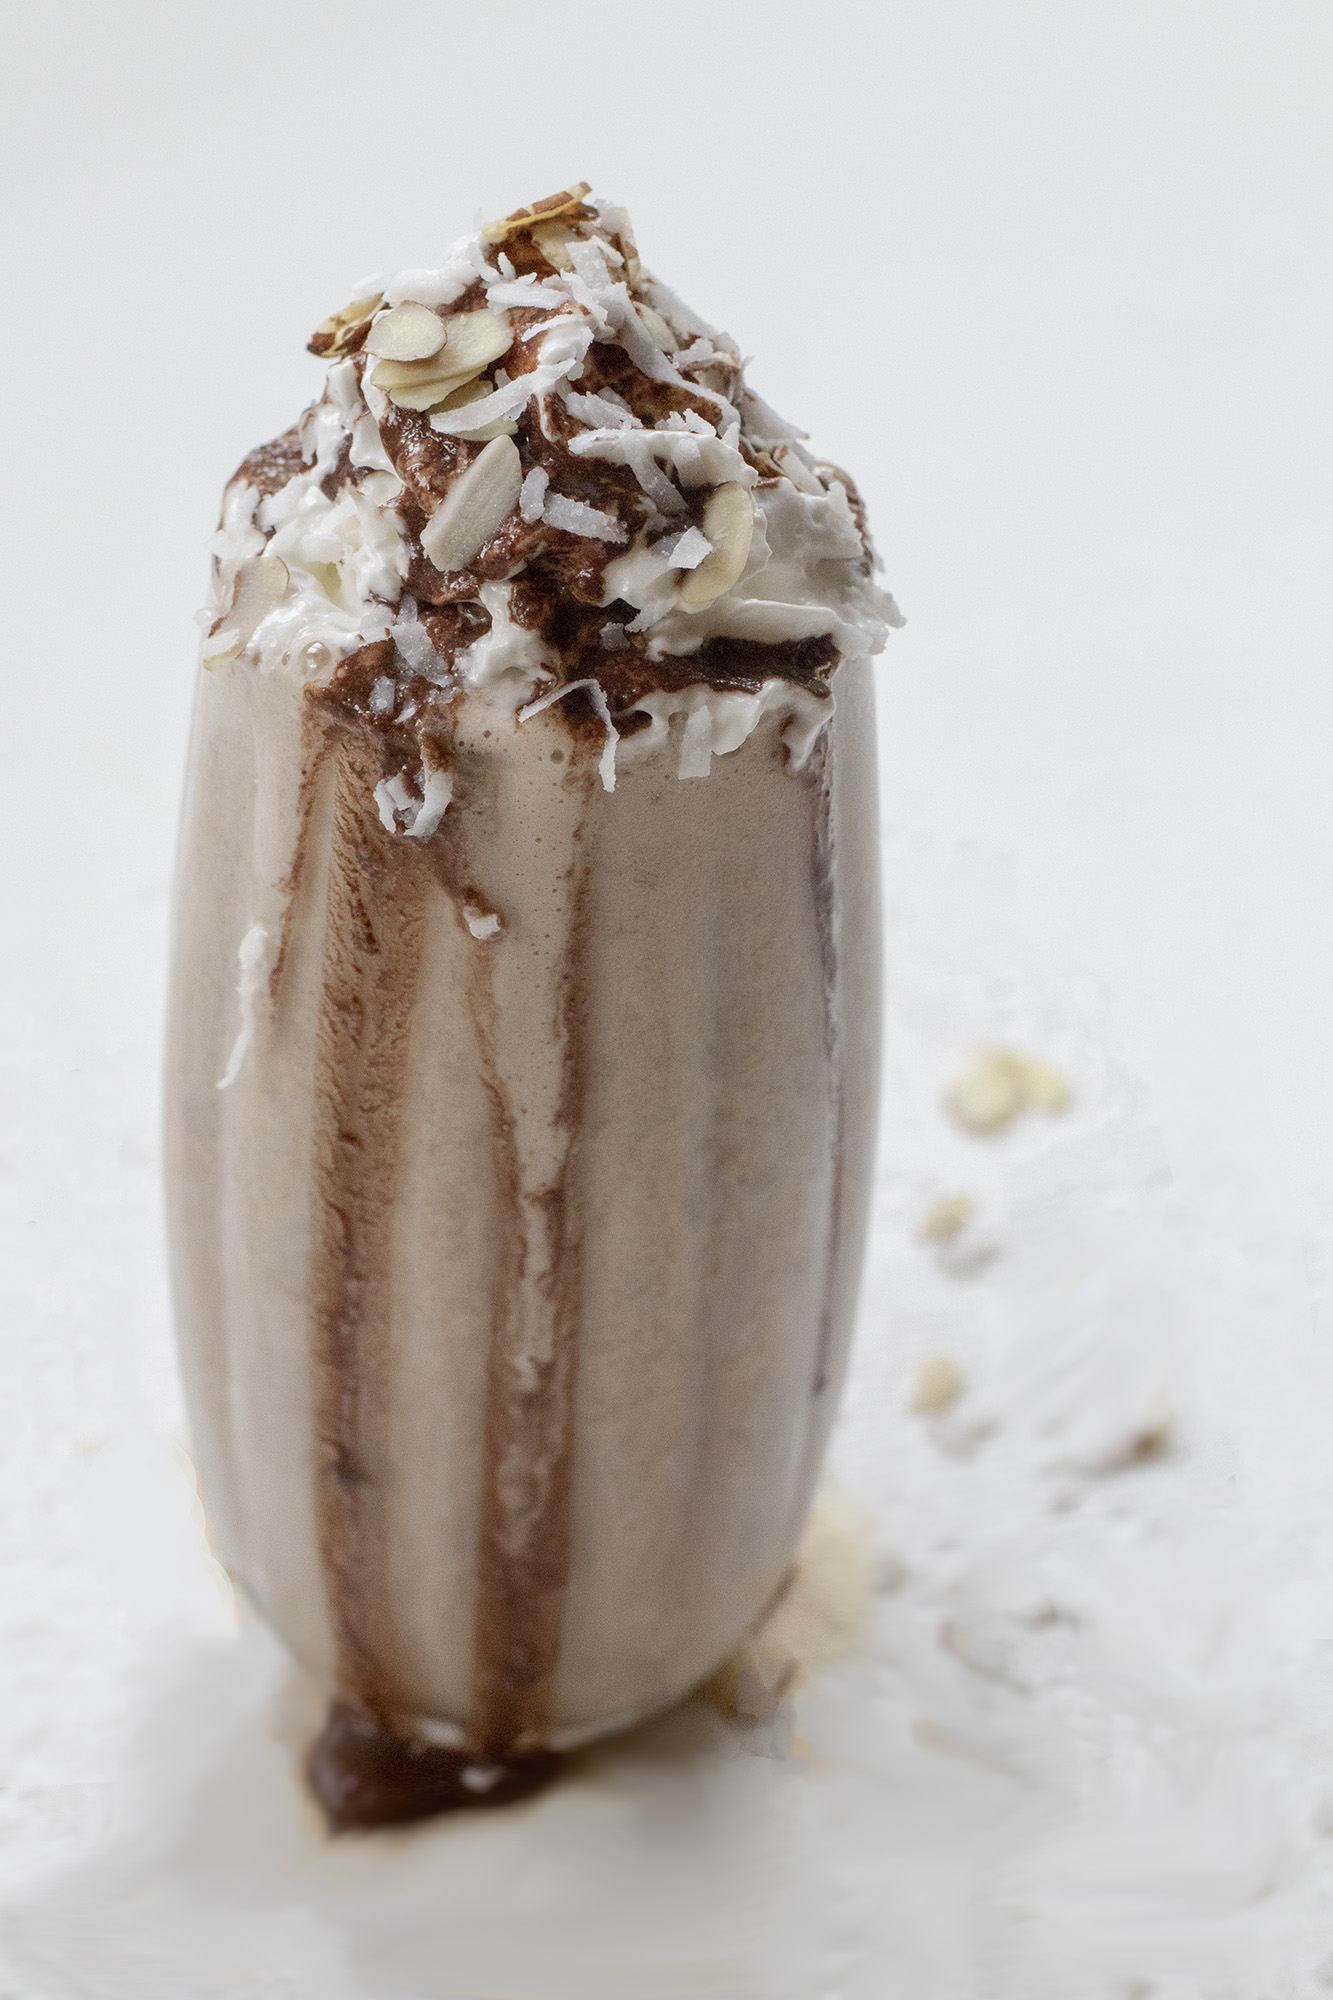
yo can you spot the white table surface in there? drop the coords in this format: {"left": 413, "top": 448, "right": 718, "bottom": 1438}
{"left": 3, "top": 4, "right": 1332, "bottom": 1993}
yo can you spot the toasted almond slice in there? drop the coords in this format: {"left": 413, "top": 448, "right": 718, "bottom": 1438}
{"left": 307, "top": 294, "right": 383, "bottom": 359}
{"left": 917, "top": 1192, "right": 975, "bottom": 1243}
{"left": 432, "top": 379, "right": 517, "bottom": 441}
{"left": 942, "top": 1049, "right": 1027, "bottom": 1134}
{"left": 420, "top": 435, "right": 523, "bottom": 573}
{"left": 677, "top": 485, "right": 754, "bottom": 609}
{"left": 388, "top": 370, "right": 479, "bottom": 412}
{"left": 438, "top": 306, "right": 512, "bottom": 376}
{"left": 203, "top": 553, "right": 290, "bottom": 668}
{"left": 371, "top": 358, "right": 479, "bottom": 412}
{"left": 433, "top": 379, "right": 490, "bottom": 413}
{"left": 530, "top": 220, "right": 578, "bottom": 270}
{"left": 431, "top": 378, "right": 516, "bottom": 440}
{"left": 370, "top": 353, "right": 454, "bottom": 393}
{"left": 370, "top": 311, "right": 511, "bottom": 402}
{"left": 364, "top": 301, "right": 447, "bottom": 362}
{"left": 482, "top": 182, "right": 592, "bottom": 245}
{"left": 1015, "top": 1056, "right": 1073, "bottom": 1114}
{"left": 910, "top": 1355, "right": 964, "bottom": 1415}
{"left": 637, "top": 305, "right": 675, "bottom": 354}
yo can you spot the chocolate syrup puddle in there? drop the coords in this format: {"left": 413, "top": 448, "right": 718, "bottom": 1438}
{"left": 306, "top": 720, "right": 431, "bottom": 1724}
{"left": 308, "top": 1705, "right": 560, "bottom": 1833}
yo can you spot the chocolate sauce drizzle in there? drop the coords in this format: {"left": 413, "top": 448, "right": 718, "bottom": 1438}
{"left": 807, "top": 736, "right": 845, "bottom": 1400}
{"left": 293, "top": 697, "right": 593, "bottom": 1829}
{"left": 470, "top": 846, "right": 591, "bottom": 1757}
{"left": 305, "top": 723, "right": 432, "bottom": 1723}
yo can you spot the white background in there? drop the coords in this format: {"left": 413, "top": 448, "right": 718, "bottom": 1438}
{"left": 2, "top": 4, "right": 1332, "bottom": 1994}
{"left": 5, "top": 0, "right": 1331, "bottom": 1230}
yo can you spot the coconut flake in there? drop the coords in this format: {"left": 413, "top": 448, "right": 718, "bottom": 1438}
{"left": 374, "top": 772, "right": 412, "bottom": 831}
{"left": 568, "top": 424, "right": 752, "bottom": 494}
{"left": 517, "top": 677, "right": 620, "bottom": 792}
{"left": 486, "top": 275, "right": 571, "bottom": 309}
{"left": 565, "top": 389, "right": 639, "bottom": 432}
{"left": 663, "top": 526, "right": 711, "bottom": 570}
{"left": 405, "top": 763, "right": 453, "bottom": 839}
{"left": 375, "top": 764, "right": 453, "bottom": 839}
{"left": 463, "top": 904, "right": 503, "bottom": 940}
{"left": 369, "top": 676, "right": 396, "bottom": 715}
{"left": 542, "top": 492, "right": 625, "bottom": 543}
{"left": 391, "top": 603, "right": 446, "bottom": 679}
{"left": 519, "top": 467, "right": 549, "bottom": 524}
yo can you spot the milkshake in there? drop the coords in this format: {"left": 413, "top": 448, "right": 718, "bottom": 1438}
{"left": 166, "top": 186, "right": 901, "bottom": 1828}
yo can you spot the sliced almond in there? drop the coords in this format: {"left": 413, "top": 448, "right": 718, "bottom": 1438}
{"left": 438, "top": 307, "right": 512, "bottom": 377}
{"left": 942, "top": 1047, "right": 1074, "bottom": 1135}
{"left": 370, "top": 360, "right": 476, "bottom": 410}
{"left": 910, "top": 1356, "right": 964, "bottom": 1416}
{"left": 618, "top": 232, "right": 642, "bottom": 289}
{"left": 203, "top": 553, "right": 290, "bottom": 668}
{"left": 530, "top": 220, "right": 578, "bottom": 270}
{"left": 307, "top": 293, "right": 383, "bottom": 359}
{"left": 370, "top": 353, "right": 458, "bottom": 393}
{"left": 482, "top": 183, "right": 592, "bottom": 245}
{"left": 420, "top": 435, "right": 523, "bottom": 574}
{"left": 677, "top": 485, "right": 754, "bottom": 609}
{"left": 917, "top": 1193, "right": 975, "bottom": 1244}
{"left": 942, "top": 1050, "right": 1027, "bottom": 1135}
{"left": 364, "top": 301, "right": 447, "bottom": 362}
{"left": 433, "top": 378, "right": 516, "bottom": 442}
{"left": 636, "top": 305, "right": 675, "bottom": 354}
{"left": 433, "top": 380, "right": 490, "bottom": 415}
{"left": 373, "top": 366, "right": 473, "bottom": 412}
{"left": 370, "top": 310, "right": 512, "bottom": 410}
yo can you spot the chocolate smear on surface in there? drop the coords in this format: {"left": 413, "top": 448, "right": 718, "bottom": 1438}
{"left": 309, "top": 1705, "right": 560, "bottom": 1833}
{"left": 305, "top": 723, "right": 432, "bottom": 1720}
{"left": 469, "top": 799, "right": 594, "bottom": 1757}
{"left": 807, "top": 733, "right": 844, "bottom": 1400}
{"left": 231, "top": 425, "right": 310, "bottom": 499}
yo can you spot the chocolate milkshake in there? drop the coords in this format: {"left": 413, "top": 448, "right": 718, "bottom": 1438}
{"left": 166, "top": 186, "right": 901, "bottom": 1828}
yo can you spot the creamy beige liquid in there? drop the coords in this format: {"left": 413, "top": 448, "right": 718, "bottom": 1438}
{"left": 165, "top": 650, "right": 880, "bottom": 1761}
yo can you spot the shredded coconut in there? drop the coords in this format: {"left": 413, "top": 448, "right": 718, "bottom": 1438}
{"left": 565, "top": 389, "right": 639, "bottom": 432}
{"left": 519, "top": 467, "right": 549, "bottom": 524}
{"left": 374, "top": 764, "right": 453, "bottom": 839}
{"left": 541, "top": 492, "right": 625, "bottom": 543}
{"left": 518, "top": 677, "right": 620, "bottom": 792}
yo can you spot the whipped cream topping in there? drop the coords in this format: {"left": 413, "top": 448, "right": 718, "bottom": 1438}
{"left": 203, "top": 187, "right": 903, "bottom": 794}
